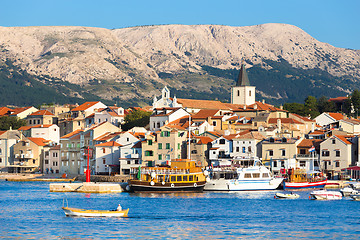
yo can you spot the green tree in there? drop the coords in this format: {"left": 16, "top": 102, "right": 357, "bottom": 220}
{"left": 351, "top": 89, "right": 360, "bottom": 117}
{"left": 304, "top": 96, "right": 320, "bottom": 118}
{"left": 121, "top": 110, "right": 152, "bottom": 131}
{"left": 0, "top": 116, "right": 27, "bottom": 130}
{"left": 317, "top": 96, "right": 336, "bottom": 113}
{"left": 283, "top": 102, "right": 306, "bottom": 116}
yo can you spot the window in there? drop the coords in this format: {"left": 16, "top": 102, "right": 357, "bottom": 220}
{"left": 165, "top": 155, "right": 170, "bottom": 160}
{"left": 249, "top": 90, "right": 251, "bottom": 97}
{"left": 103, "top": 158, "right": 106, "bottom": 164}
{"left": 127, "top": 138, "right": 130, "bottom": 142}
{"left": 171, "top": 176, "right": 176, "bottom": 182}
{"left": 335, "top": 150, "right": 340, "bottom": 157}
{"left": 242, "top": 147, "right": 245, "bottom": 153}
{"left": 145, "top": 151, "right": 153, "bottom": 156}
{"left": 300, "top": 161, "right": 306, "bottom": 167}
{"left": 236, "top": 147, "right": 239, "bottom": 152}
{"left": 161, "top": 131, "right": 170, "bottom": 137}
{"left": 281, "top": 149, "right": 286, "bottom": 156}
{"left": 262, "top": 173, "right": 269, "bottom": 178}
{"left": 335, "top": 161, "right": 340, "bottom": 167}
{"left": 191, "top": 150, "right": 197, "bottom": 154}
{"left": 148, "top": 140, "right": 153, "bottom": 145}
{"left": 237, "top": 90, "right": 240, "bottom": 96}
{"left": 281, "top": 161, "right": 285, "bottom": 168}
{"left": 103, "top": 148, "right": 106, "bottom": 153}
{"left": 178, "top": 143, "right": 181, "bottom": 150}
{"left": 29, "top": 120, "right": 32, "bottom": 124}
{"left": 177, "top": 176, "right": 182, "bottom": 181}
{"left": 273, "top": 161, "right": 277, "bottom": 167}
{"left": 322, "top": 150, "right": 329, "bottom": 157}
{"left": 252, "top": 173, "right": 260, "bottom": 178}
{"left": 166, "top": 143, "right": 170, "bottom": 149}
{"left": 244, "top": 173, "right": 252, "bottom": 178}
{"left": 300, "top": 149, "right": 306, "bottom": 154}
{"left": 158, "top": 143, "right": 162, "bottom": 149}
{"left": 158, "top": 155, "right": 162, "bottom": 160}
{"left": 269, "top": 150, "right": 273, "bottom": 156}
{"left": 219, "top": 139, "right": 225, "bottom": 144}
{"left": 248, "top": 146, "right": 252, "bottom": 153}
{"left": 332, "top": 139, "right": 336, "bottom": 144}
{"left": 45, "top": 160, "right": 49, "bottom": 164}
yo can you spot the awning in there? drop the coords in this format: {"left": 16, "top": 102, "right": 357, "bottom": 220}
{"left": 342, "top": 166, "right": 360, "bottom": 171}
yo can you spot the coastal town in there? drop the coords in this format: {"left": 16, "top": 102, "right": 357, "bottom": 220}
{"left": 0, "top": 64, "right": 360, "bottom": 185}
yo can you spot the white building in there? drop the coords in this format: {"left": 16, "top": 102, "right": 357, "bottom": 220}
{"left": 19, "top": 124, "right": 60, "bottom": 144}
{"left": 314, "top": 112, "right": 345, "bottom": 127}
{"left": 0, "top": 130, "right": 23, "bottom": 171}
{"left": 150, "top": 107, "right": 190, "bottom": 132}
{"left": 94, "top": 141, "right": 121, "bottom": 175}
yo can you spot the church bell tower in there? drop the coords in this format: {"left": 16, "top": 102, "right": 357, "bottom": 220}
{"left": 231, "top": 64, "right": 256, "bottom": 105}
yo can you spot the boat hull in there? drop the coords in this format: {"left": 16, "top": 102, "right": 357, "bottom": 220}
{"left": 128, "top": 180, "right": 206, "bottom": 192}
{"left": 275, "top": 193, "right": 299, "bottom": 199}
{"left": 284, "top": 180, "right": 327, "bottom": 190}
{"left": 310, "top": 190, "right": 342, "bottom": 200}
{"left": 350, "top": 194, "right": 360, "bottom": 201}
{"left": 204, "top": 178, "right": 283, "bottom": 191}
{"left": 62, "top": 207, "right": 129, "bottom": 217}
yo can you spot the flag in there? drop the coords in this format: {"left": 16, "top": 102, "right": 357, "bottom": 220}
{"left": 309, "top": 146, "right": 315, "bottom": 152}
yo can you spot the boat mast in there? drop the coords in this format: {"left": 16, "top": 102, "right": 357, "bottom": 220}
{"left": 187, "top": 112, "right": 191, "bottom": 160}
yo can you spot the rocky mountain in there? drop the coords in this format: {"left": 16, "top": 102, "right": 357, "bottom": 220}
{"left": 0, "top": 23, "right": 359, "bottom": 107}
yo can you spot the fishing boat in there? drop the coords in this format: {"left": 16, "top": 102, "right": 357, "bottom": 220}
{"left": 204, "top": 159, "right": 283, "bottom": 191}
{"left": 310, "top": 189, "right": 342, "bottom": 200}
{"left": 62, "top": 207, "right": 129, "bottom": 217}
{"left": 127, "top": 158, "right": 207, "bottom": 192}
{"left": 283, "top": 169, "right": 327, "bottom": 190}
{"left": 275, "top": 192, "right": 299, "bottom": 199}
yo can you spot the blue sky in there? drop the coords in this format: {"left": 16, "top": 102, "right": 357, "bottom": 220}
{"left": 1, "top": 0, "right": 359, "bottom": 49}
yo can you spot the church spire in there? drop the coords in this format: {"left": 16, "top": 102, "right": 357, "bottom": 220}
{"left": 236, "top": 64, "right": 250, "bottom": 86}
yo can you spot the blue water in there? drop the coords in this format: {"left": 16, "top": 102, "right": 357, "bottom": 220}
{"left": 0, "top": 181, "right": 359, "bottom": 239}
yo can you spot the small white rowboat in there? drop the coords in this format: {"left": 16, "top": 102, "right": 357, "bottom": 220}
{"left": 275, "top": 192, "right": 299, "bottom": 199}
{"left": 62, "top": 207, "right": 129, "bottom": 217}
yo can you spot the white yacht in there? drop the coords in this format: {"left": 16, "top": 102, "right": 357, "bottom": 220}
{"left": 204, "top": 160, "right": 283, "bottom": 191}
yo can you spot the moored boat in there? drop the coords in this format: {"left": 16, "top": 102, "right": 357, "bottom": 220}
{"left": 275, "top": 192, "right": 299, "bottom": 199}
{"left": 310, "top": 189, "right": 342, "bottom": 200}
{"left": 62, "top": 207, "right": 129, "bottom": 217}
{"left": 204, "top": 159, "right": 283, "bottom": 191}
{"left": 340, "top": 186, "right": 358, "bottom": 197}
{"left": 128, "top": 158, "right": 206, "bottom": 192}
{"left": 283, "top": 169, "right": 327, "bottom": 190}
{"left": 350, "top": 193, "right": 360, "bottom": 201}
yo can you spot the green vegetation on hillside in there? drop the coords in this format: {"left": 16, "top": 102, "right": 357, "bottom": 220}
{"left": 0, "top": 116, "right": 27, "bottom": 130}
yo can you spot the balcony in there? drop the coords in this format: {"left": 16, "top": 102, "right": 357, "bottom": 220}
{"left": 296, "top": 153, "right": 318, "bottom": 159}
{"left": 15, "top": 153, "right": 33, "bottom": 159}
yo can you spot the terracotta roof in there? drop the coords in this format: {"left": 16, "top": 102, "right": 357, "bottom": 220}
{"left": 94, "top": 132, "right": 122, "bottom": 141}
{"left": 192, "top": 109, "right": 219, "bottom": 119}
{"left": 297, "top": 139, "right": 323, "bottom": 148}
{"left": 223, "top": 134, "right": 238, "bottom": 141}
{"left": 327, "top": 112, "right": 345, "bottom": 120}
{"left": 9, "top": 107, "right": 33, "bottom": 116}
{"left": 85, "top": 113, "right": 95, "bottom": 119}
{"left": 0, "top": 107, "right": 12, "bottom": 116}
{"left": 329, "top": 97, "right": 348, "bottom": 102}
{"left": 128, "top": 132, "right": 146, "bottom": 139}
{"left": 166, "top": 116, "right": 190, "bottom": 129}
{"left": 28, "top": 137, "right": 48, "bottom": 146}
{"left": 268, "top": 118, "right": 303, "bottom": 124}
{"left": 308, "top": 130, "right": 326, "bottom": 135}
{"left": 195, "top": 136, "right": 213, "bottom": 145}
{"left": 341, "top": 119, "right": 360, "bottom": 125}
{"left": 235, "top": 131, "right": 265, "bottom": 140}
{"left": 0, "top": 130, "right": 6, "bottom": 136}
{"left": 18, "top": 126, "right": 32, "bottom": 131}
{"left": 50, "top": 145, "right": 61, "bottom": 150}
{"left": 132, "top": 141, "right": 142, "bottom": 148}
{"left": 71, "top": 102, "right": 101, "bottom": 112}
{"left": 335, "top": 135, "right": 351, "bottom": 145}
{"left": 290, "top": 113, "right": 315, "bottom": 122}
{"left": 29, "top": 110, "right": 54, "bottom": 116}
{"left": 95, "top": 141, "right": 122, "bottom": 147}
{"left": 61, "top": 129, "right": 83, "bottom": 139}
{"left": 175, "top": 98, "right": 232, "bottom": 110}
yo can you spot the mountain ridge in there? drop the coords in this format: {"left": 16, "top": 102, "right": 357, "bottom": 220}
{"left": 0, "top": 23, "right": 359, "bottom": 106}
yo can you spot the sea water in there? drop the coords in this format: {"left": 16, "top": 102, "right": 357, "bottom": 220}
{"left": 0, "top": 180, "right": 359, "bottom": 239}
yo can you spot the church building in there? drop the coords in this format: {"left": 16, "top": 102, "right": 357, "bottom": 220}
{"left": 231, "top": 64, "right": 256, "bottom": 105}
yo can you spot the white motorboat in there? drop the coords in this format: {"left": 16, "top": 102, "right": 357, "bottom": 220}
{"left": 340, "top": 187, "right": 358, "bottom": 197}
{"left": 204, "top": 160, "right": 283, "bottom": 191}
{"left": 275, "top": 192, "right": 299, "bottom": 199}
{"left": 310, "top": 190, "right": 342, "bottom": 200}
{"left": 350, "top": 193, "right": 360, "bottom": 201}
